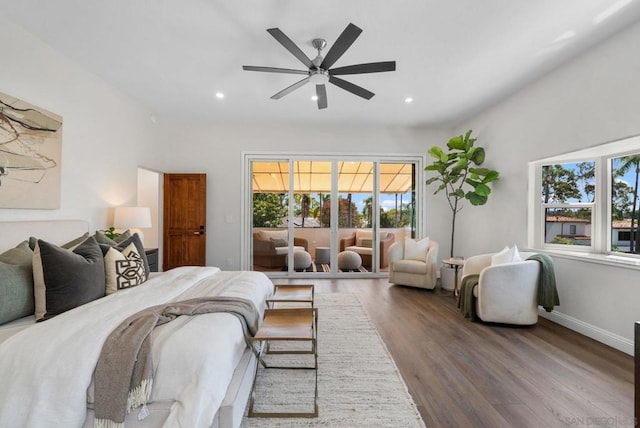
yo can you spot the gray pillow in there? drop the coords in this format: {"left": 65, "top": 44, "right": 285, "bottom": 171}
{"left": 33, "top": 236, "right": 106, "bottom": 321}
{"left": 28, "top": 232, "right": 90, "bottom": 251}
{"left": 0, "top": 241, "right": 35, "bottom": 325}
{"left": 94, "top": 229, "right": 132, "bottom": 245}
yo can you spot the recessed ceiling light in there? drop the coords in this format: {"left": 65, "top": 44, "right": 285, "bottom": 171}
{"left": 215, "top": 92, "right": 225, "bottom": 99}
{"left": 311, "top": 95, "right": 319, "bottom": 101}
{"left": 404, "top": 97, "right": 413, "bottom": 104}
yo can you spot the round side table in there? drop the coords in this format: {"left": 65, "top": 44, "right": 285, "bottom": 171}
{"left": 442, "top": 257, "right": 465, "bottom": 297}
{"left": 315, "top": 246, "right": 330, "bottom": 265}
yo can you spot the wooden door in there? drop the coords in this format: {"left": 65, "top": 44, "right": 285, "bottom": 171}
{"left": 163, "top": 173, "right": 206, "bottom": 270}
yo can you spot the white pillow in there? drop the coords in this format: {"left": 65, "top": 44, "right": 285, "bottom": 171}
{"left": 404, "top": 237, "right": 430, "bottom": 261}
{"left": 491, "top": 245, "right": 522, "bottom": 265}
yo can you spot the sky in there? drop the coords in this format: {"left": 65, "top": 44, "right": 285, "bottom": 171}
{"left": 549, "top": 159, "right": 639, "bottom": 203}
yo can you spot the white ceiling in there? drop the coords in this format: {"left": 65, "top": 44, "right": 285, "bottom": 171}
{"left": 2, "top": 1, "right": 640, "bottom": 127}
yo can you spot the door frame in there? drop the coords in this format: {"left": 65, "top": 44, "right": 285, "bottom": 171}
{"left": 241, "top": 152, "right": 426, "bottom": 278}
{"left": 163, "top": 173, "right": 207, "bottom": 270}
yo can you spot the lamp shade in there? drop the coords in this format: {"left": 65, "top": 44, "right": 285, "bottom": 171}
{"left": 113, "top": 206, "right": 152, "bottom": 229}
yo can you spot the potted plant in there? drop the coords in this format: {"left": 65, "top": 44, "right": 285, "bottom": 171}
{"left": 425, "top": 130, "right": 499, "bottom": 288}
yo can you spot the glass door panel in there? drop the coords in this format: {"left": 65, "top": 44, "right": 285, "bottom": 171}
{"left": 251, "top": 160, "right": 289, "bottom": 272}
{"left": 337, "top": 161, "right": 373, "bottom": 273}
{"left": 247, "top": 155, "right": 421, "bottom": 277}
{"left": 379, "top": 162, "right": 416, "bottom": 271}
{"left": 293, "top": 161, "right": 332, "bottom": 274}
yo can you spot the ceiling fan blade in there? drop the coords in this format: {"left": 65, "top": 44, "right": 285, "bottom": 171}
{"left": 329, "top": 76, "right": 374, "bottom": 100}
{"left": 267, "top": 28, "right": 313, "bottom": 69}
{"left": 271, "top": 76, "right": 311, "bottom": 100}
{"left": 243, "top": 65, "right": 309, "bottom": 75}
{"left": 316, "top": 84, "right": 328, "bottom": 109}
{"left": 330, "top": 61, "right": 396, "bottom": 76}
{"left": 320, "top": 23, "right": 363, "bottom": 70}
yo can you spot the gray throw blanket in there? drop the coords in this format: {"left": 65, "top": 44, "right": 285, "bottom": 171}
{"left": 93, "top": 296, "right": 260, "bottom": 428}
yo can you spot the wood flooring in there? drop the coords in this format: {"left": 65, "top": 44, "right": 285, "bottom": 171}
{"left": 276, "top": 277, "right": 635, "bottom": 428}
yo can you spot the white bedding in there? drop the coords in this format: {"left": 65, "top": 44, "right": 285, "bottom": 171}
{"left": 0, "top": 266, "right": 273, "bottom": 428}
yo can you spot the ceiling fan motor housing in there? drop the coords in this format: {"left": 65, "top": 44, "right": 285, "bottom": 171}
{"left": 309, "top": 69, "right": 329, "bottom": 84}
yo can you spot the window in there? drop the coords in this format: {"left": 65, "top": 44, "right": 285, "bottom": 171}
{"left": 611, "top": 154, "right": 640, "bottom": 253}
{"left": 540, "top": 162, "right": 595, "bottom": 248}
{"left": 618, "top": 231, "right": 634, "bottom": 241}
{"left": 529, "top": 134, "right": 640, "bottom": 259}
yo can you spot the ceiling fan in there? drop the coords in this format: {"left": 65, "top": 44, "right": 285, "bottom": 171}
{"left": 242, "top": 23, "right": 396, "bottom": 110}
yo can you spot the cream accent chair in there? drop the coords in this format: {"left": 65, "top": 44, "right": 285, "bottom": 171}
{"left": 388, "top": 238, "right": 439, "bottom": 289}
{"left": 461, "top": 249, "right": 541, "bottom": 325}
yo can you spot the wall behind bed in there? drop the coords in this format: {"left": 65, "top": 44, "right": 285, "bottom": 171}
{"left": 0, "top": 17, "right": 165, "bottom": 231}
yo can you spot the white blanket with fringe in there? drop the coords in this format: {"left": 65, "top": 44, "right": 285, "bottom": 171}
{"left": 0, "top": 267, "right": 273, "bottom": 428}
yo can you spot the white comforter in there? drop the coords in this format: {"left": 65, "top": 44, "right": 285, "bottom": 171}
{"left": 0, "top": 267, "right": 273, "bottom": 428}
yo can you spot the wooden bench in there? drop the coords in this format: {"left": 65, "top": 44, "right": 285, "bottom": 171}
{"left": 266, "top": 284, "right": 314, "bottom": 308}
{"left": 248, "top": 307, "right": 318, "bottom": 418}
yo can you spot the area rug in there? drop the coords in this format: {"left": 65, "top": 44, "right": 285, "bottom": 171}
{"left": 319, "top": 264, "right": 368, "bottom": 273}
{"left": 241, "top": 293, "right": 426, "bottom": 427}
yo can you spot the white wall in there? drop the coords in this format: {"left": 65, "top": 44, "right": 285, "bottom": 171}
{"left": 451, "top": 21, "right": 640, "bottom": 353}
{"left": 0, "top": 17, "right": 165, "bottom": 231}
{"left": 3, "top": 9, "right": 638, "bottom": 354}
{"left": 159, "top": 123, "right": 451, "bottom": 269}
{"left": 137, "top": 168, "right": 161, "bottom": 249}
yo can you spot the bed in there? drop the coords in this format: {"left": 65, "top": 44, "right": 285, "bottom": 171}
{"left": 0, "top": 220, "right": 273, "bottom": 428}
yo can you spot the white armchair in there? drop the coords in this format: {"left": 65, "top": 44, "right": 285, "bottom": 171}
{"left": 388, "top": 238, "right": 439, "bottom": 289}
{"left": 461, "top": 250, "right": 541, "bottom": 325}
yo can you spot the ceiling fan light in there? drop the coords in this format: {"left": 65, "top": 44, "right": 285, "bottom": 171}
{"left": 309, "top": 70, "right": 329, "bottom": 85}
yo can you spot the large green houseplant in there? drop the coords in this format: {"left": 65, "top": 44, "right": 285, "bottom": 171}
{"left": 425, "top": 130, "right": 499, "bottom": 258}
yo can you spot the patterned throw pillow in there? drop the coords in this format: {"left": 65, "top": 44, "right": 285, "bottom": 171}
{"left": 104, "top": 243, "right": 146, "bottom": 295}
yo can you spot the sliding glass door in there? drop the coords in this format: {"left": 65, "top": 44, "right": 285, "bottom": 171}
{"left": 247, "top": 155, "right": 422, "bottom": 277}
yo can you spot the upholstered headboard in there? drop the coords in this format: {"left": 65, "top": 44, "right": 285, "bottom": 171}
{"left": 0, "top": 220, "right": 89, "bottom": 253}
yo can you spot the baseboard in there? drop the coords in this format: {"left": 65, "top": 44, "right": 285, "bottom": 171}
{"left": 539, "top": 309, "right": 633, "bottom": 356}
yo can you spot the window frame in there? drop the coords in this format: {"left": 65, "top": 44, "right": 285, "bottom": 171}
{"left": 528, "top": 134, "right": 640, "bottom": 263}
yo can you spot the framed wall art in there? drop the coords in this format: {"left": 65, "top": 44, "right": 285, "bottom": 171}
{"left": 0, "top": 91, "right": 62, "bottom": 209}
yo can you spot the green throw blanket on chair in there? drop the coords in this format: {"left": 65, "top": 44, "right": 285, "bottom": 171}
{"left": 457, "top": 274, "right": 480, "bottom": 320}
{"left": 526, "top": 253, "right": 560, "bottom": 312}
{"left": 457, "top": 253, "right": 560, "bottom": 320}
